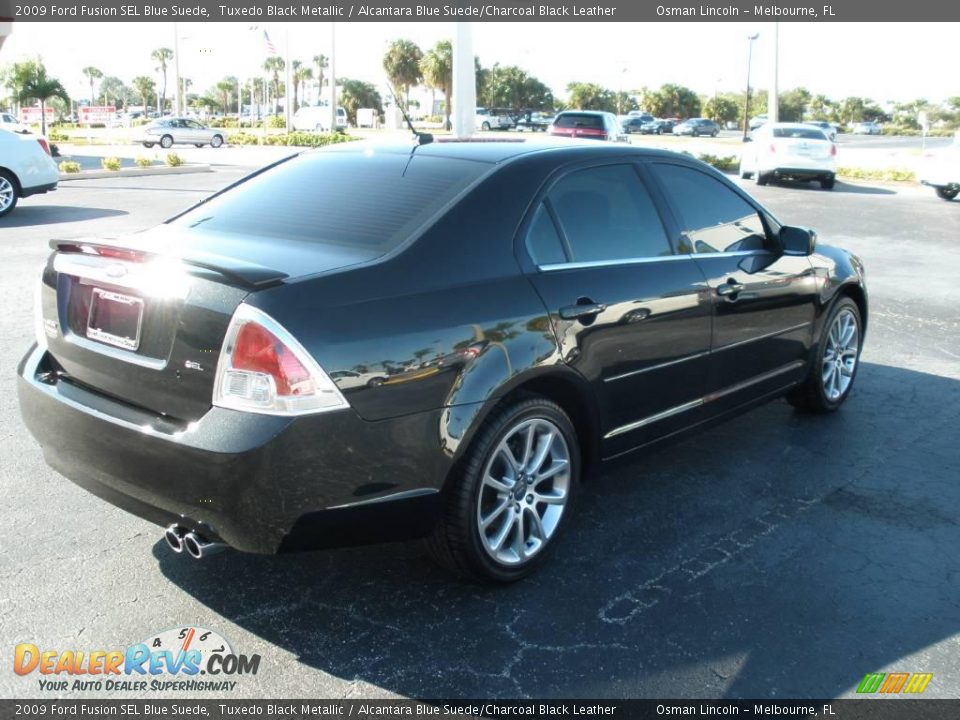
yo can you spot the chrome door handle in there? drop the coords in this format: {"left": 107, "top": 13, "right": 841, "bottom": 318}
{"left": 559, "top": 302, "right": 607, "bottom": 320}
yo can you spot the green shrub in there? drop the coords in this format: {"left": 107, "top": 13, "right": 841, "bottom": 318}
{"left": 47, "top": 130, "right": 69, "bottom": 142}
{"left": 58, "top": 160, "right": 81, "bottom": 173}
{"left": 836, "top": 167, "right": 916, "bottom": 182}
{"left": 267, "top": 115, "right": 287, "bottom": 129}
{"left": 697, "top": 153, "right": 738, "bottom": 172}
{"left": 100, "top": 156, "right": 122, "bottom": 171}
{"left": 134, "top": 156, "right": 152, "bottom": 168}
{"left": 165, "top": 153, "right": 184, "bottom": 167}
{"left": 226, "top": 131, "right": 357, "bottom": 148}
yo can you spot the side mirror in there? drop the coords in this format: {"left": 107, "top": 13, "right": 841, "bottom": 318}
{"left": 780, "top": 225, "right": 817, "bottom": 256}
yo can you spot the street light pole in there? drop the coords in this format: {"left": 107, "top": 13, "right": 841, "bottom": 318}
{"left": 173, "top": 22, "right": 181, "bottom": 116}
{"left": 742, "top": 32, "right": 759, "bottom": 141}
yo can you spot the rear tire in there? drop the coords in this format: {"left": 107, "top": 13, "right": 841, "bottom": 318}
{"left": 481, "top": 121, "right": 491, "bottom": 131}
{"left": 0, "top": 170, "right": 18, "bottom": 218}
{"left": 194, "top": 143, "right": 204, "bottom": 148}
{"left": 756, "top": 171, "right": 770, "bottom": 186}
{"left": 788, "top": 297, "right": 863, "bottom": 413}
{"left": 425, "top": 397, "right": 580, "bottom": 583}
{"left": 820, "top": 176, "right": 836, "bottom": 190}
{"left": 211, "top": 135, "right": 223, "bottom": 148}
{"left": 936, "top": 186, "right": 959, "bottom": 200}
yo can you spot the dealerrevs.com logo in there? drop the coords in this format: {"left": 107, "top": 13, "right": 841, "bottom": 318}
{"left": 14, "top": 626, "right": 261, "bottom": 693}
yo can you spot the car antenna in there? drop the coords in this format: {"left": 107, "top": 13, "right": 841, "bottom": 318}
{"left": 388, "top": 83, "right": 433, "bottom": 146}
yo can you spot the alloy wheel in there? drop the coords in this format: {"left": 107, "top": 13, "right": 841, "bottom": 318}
{"left": 821, "top": 308, "right": 860, "bottom": 401}
{"left": 0, "top": 176, "right": 13, "bottom": 213}
{"left": 476, "top": 418, "right": 571, "bottom": 566}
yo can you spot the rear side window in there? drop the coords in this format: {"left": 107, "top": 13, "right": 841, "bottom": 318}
{"left": 171, "top": 152, "right": 489, "bottom": 251}
{"left": 530, "top": 164, "right": 672, "bottom": 265}
{"left": 651, "top": 163, "right": 770, "bottom": 254}
{"left": 773, "top": 127, "right": 827, "bottom": 140}
{"left": 554, "top": 113, "right": 604, "bottom": 129}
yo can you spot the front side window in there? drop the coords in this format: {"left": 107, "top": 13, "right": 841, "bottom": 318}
{"left": 651, "top": 163, "right": 770, "bottom": 254}
{"left": 528, "top": 164, "right": 672, "bottom": 265}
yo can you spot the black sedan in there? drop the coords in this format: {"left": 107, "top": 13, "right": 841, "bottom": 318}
{"left": 641, "top": 118, "right": 675, "bottom": 135}
{"left": 18, "top": 141, "right": 867, "bottom": 583}
{"left": 674, "top": 118, "right": 721, "bottom": 137}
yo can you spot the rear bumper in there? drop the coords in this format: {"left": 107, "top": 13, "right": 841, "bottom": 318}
{"left": 766, "top": 164, "right": 835, "bottom": 179}
{"left": 17, "top": 345, "right": 448, "bottom": 554}
{"left": 21, "top": 181, "right": 57, "bottom": 197}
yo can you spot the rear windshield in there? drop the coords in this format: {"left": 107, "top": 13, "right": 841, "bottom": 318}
{"left": 170, "top": 150, "right": 489, "bottom": 251}
{"left": 773, "top": 127, "right": 827, "bottom": 140}
{"left": 555, "top": 113, "right": 604, "bottom": 129}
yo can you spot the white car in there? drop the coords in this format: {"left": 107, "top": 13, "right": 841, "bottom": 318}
{"left": 1, "top": 112, "right": 31, "bottom": 134}
{"left": 0, "top": 129, "right": 59, "bottom": 217}
{"left": 475, "top": 108, "right": 512, "bottom": 131}
{"left": 739, "top": 122, "right": 837, "bottom": 189}
{"left": 292, "top": 105, "right": 348, "bottom": 132}
{"left": 919, "top": 133, "right": 960, "bottom": 201}
{"left": 134, "top": 118, "right": 226, "bottom": 149}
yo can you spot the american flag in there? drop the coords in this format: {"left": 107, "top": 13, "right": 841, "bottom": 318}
{"left": 262, "top": 29, "right": 277, "bottom": 56}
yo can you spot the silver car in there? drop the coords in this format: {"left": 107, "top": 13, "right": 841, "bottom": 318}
{"left": 136, "top": 118, "right": 225, "bottom": 149}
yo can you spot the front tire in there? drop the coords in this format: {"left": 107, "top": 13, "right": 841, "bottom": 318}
{"left": 210, "top": 135, "right": 223, "bottom": 148}
{"left": 820, "top": 175, "right": 836, "bottom": 190}
{"left": 481, "top": 121, "right": 491, "bottom": 131}
{"left": 160, "top": 135, "right": 174, "bottom": 149}
{"left": 788, "top": 297, "right": 863, "bottom": 413}
{"left": 756, "top": 170, "right": 770, "bottom": 186}
{"left": 0, "top": 170, "right": 18, "bottom": 218}
{"left": 936, "top": 186, "right": 959, "bottom": 201}
{"left": 425, "top": 397, "right": 580, "bottom": 583}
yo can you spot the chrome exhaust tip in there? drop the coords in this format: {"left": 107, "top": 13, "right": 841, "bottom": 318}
{"left": 183, "top": 532, "right": 226, "bottom": 560}
{"left": 164, "top": 525, "right": 186, "bottom": 553}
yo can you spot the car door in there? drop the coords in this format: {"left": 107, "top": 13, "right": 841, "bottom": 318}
{"left": 522, "top": 162, "right": 713, "bottom": 457}
{"left": 647, "top": 161, "right": 819, "bottom": 411}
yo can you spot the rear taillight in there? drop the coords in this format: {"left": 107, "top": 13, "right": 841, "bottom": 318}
{"left": 213, "top": 304, "right": 348, "bottom": 416}
{"left": 37, "top": 138, "right": 51, "bottom": 155}
{"left": 830, "top": 144, "right": 837, "bottom": 156}
{"left": 769, "top": 143, "right": 777, "bottom": 153}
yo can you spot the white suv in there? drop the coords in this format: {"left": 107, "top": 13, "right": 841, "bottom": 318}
{"left": 0, "top": 129, "right": 59, "bottom": 217}
{"left": 1, "top": 112, "right": 31, "bottom": 134}
{"left": 740, "top": 122, "right": 837, "bottom": 190}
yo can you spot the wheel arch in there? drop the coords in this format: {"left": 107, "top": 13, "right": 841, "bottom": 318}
{"left": 0, "top": 166, "right": 23, "bottom": 196}
{"left": 443, "top": 367, "right": 602, "bottom": 492}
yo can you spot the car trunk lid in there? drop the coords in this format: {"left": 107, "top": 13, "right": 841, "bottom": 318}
{"left": 39, "top": 225, "right": 379, "bottom": 422}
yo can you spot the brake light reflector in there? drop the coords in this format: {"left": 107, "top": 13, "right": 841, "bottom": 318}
{"left": 213, "top": 304, "right": 348, "bottom": 416}
{"left": 831, "top": 144, "right": 837, "bottom": 156}
{"left": 36, "top": 138, "right": 51, "bottom": 155}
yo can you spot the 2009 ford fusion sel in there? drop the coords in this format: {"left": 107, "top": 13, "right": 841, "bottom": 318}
{"left": 18, "top": 140, "right": 867, "bottom": 582}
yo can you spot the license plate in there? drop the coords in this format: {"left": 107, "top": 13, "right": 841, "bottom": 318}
{"left": 86, "top": 288, "right": 144, "bottom": 351}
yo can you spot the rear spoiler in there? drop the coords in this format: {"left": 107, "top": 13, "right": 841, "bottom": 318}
{"left": 49, "top": 239, "right": 289, "bottom": 289}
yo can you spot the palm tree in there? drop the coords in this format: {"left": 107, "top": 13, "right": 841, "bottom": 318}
{"left": 132, "top": 76, "right": 156, "bottom": 114}
{"left": 19, "top": 65, "right": 69, "bottom": 135}
{"left": 216, "top": 78, "right": 236, "bottom": 116}
{"left": 82, "top": 66, "right": 102, "bottom": 106}
{"left": 313, "top": 54, "right": 328, "bottom": 95}
{"left": 151, "top": 47, "right": 174, "bottom": 112}
{"left": 383, "top": 39, "right": 423, "bottom": 108}
{"left": 263, "top": 56, "right": 285, "bottom": 114}
{"left": 292, "top": 62, "right": 313, "bottom": 112}
{"left": 420, "top": 40, "right": 453, "bottom": 130}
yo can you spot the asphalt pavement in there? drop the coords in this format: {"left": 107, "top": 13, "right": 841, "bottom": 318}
{"left": 0, "top": 164, "right": 958, "bottom": 700}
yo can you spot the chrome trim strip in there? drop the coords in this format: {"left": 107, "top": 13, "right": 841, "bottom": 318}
{"left": 326, "top": 487, "right": 440, "bottom": 510}
{"left": 712, "top": 321, "right": 812, "bottom": 354}
{"left": 538, "top": 249, "right": 771, "bottom": 272}
{"left": 539, "top": 254, "right": 692, "bottom": 272}
{"left": 604, "top": 351, "right": 710, "bottom": 383}
{"left": 65, "top": 334, "right": 166, "bottom": 370}
{"left": 604, "top": 398, "right": 704, "bottom": 439}
{"left": 604, "top": 360, "right": 806, "bottom": 440}
{"left": 703, "top": 361, "right": 805, "bottom": 403}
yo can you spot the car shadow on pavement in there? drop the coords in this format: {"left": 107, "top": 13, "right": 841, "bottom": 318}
{"left": 0, "top": 206, "right": 127, "bottom": 228}
{"left": 156, "top": 362, "right": 960, "bottom": 699}
{"left": 764, "top": 180, "right": 897, "bottom": 195}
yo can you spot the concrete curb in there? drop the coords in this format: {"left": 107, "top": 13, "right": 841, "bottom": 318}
{"left": 57, "top": 164, "right": 213, "bottom": 181}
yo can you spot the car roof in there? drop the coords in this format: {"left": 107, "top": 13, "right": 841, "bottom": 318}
{"left": 318, "top": 138, "right": 705, "bottom": 165}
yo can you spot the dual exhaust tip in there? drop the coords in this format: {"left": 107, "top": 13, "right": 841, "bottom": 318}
{"left": 164, "top": 524, "right": 226, "bottom": 560}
